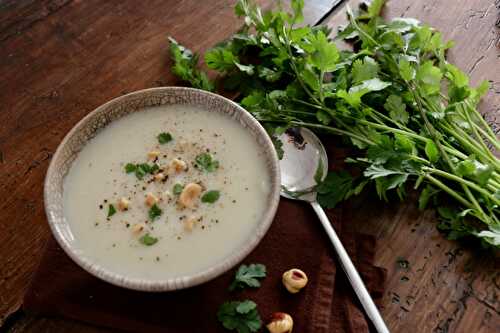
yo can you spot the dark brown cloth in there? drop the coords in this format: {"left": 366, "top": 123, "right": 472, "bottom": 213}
{"left": 23, "top": 200, "right": 386, "bottom": 332}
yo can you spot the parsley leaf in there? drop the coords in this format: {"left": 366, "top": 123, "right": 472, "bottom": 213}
{"left": 384, "top": 95, "right": 409, "bottom": 124}
{"left": 205, "top": 47, "right": 237, "bottom": 72}
{"left": 124, "top": 163, "right": 159, "bottom": 180}
{"left": 398, "top": 59, "right": 415, "bottom": 81}
{"left": 107, "top": 204, "right": 116, "bottom": 218}
{"left": 168, "top": 37, "right": 214, "bottom": 91}
{"left": 416, "top": 61, "right": 442, "bottom": 95}
{"left": 173, "top": 183, "right": 184, "bottom": 195}
{"left": 158, "top": 132, "right": 173, "bottom": 144}
{"left": 317, "top": 171, "right": 353, "bottom": 208}
{"left": 201, "top": 190, "right": 220, "bottom": 203}
{"left": 217, "top": 300, "right": 262, "bottom": 333}
{"left": 125, "top": 163, "right": 136, "bottom": 173}
{"left": 148, "top": 204, "right": 162, "bottom": 221}
{"left": 229, "top": 264, "right": 267, "bottom": 291}
{"left": 309, "top": 31, "right": 339, "bottom": 71}
{"left": 352, "top": 56, "right": 379, "bottom": 84}
{"left": 139, "top": 233, "right": 158, "bottom": 246}
{"left": 424, "top": 140, "right": 439, "bottom": 163}
{"left": 195, "top": 153, "right": 219, "bottom": 172}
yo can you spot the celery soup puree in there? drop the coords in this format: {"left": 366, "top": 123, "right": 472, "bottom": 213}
{"left": 62, "top": 103, "right": 273, "bottom": 282}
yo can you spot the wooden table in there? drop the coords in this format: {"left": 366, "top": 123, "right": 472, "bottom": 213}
{"left": 0, "top": 0, "right": 498, "bottom": 331}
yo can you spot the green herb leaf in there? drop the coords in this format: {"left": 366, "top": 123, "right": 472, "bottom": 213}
{"left": 416, "top": 61, "right": 443, "bottom": 95}
{"left": 148, "top": 204, "right": 162, "bottom": 221}
{"left": 350, "top": 78, "right": 391, "bottom": 93}
{"left": 476, "top": 225, "right": 500, "bottom": 246}
{"left": 385, "top": 95, "right": 409, "bottom": 124}
{"left": 107, "top": 204, "right": 116, "bottom": 218}
{"left": 205, "top": 47, "right": 237, "bottom": 72}
{"left": 139, "top": 233, "right": 158, "bottom": 246}
{"left": 173, "top": 183, "right": 184, "bottom": 195}
{"left": 217, "top": 300, "right": 262, "bottom": 333}
{"left": 317, "top": 171, "right": 353, "bottom": 208}
{"left": 125, "top": 163, "right": 137, "bottom": 173}
{"left": 424, "top": 140, "right": 439, "bottom": 163}
{"left": 352, "top": 56, "right": 379, "bottom": 84}
{"left": 229, "top": 264, "right": 267, "bottom": 291}
{"left": 398, "top": 59, "right": 415, "bottom": 81}
{"left": 168, "top": 37, "right": 214, "bottom": 91}
{"left": 195, "top": 153, "right": 220, "bottom": 172}
{"left": 309, "top": 31, "right": 339, "bottom": 72}
{"left": 158, "top": 132, "right": 173, "bottom": 144}
{"left": 201, "top": 190, "right": 221, "bottom": 203}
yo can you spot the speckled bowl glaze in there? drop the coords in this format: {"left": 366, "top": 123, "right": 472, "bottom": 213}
{"left": 44, "top": 87, "right": 281, "bottom": 292}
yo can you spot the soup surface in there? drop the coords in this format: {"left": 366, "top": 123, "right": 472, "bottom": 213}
{"left": 63, "top": 105, "right": 271, "bottom": 280}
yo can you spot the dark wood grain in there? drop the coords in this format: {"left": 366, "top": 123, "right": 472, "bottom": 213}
{"left": 0, "top": 0, "right": 498, "bottom": 332}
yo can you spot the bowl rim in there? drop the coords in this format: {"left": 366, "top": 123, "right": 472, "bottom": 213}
{"left": 44, "top": 87, "right": 281, "bottom": 292}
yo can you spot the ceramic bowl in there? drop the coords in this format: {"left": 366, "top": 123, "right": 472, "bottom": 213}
{"left": 44, "top": 87, "right": 281, "bottom": 291}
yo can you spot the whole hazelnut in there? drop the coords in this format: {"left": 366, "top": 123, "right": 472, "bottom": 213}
{"left": 282, "top": 268, "right": 308, "bottom": 293}
{"left": 266, "top": 312, "right": 293, "bottom": 333}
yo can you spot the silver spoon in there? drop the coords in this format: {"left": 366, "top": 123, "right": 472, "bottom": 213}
{"left": 278, "top": 127, "right": 389, "bottom": 333}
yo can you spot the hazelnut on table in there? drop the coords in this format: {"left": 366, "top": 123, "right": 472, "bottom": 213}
{"left": 282, "top": 268, "right": 308, "bottom": 293}
{"left": 266, "top": 312, "right": 293, "bottom": 333}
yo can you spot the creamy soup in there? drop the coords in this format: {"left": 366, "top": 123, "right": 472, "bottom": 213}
{"left": 63, "top": 105, "right": 271, "bottom": 280}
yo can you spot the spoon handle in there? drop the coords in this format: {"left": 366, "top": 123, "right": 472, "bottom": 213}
{"left": 310, "top": 201, "right": 390, "bottom": 333}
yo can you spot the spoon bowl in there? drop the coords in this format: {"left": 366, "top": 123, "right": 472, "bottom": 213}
{"left": 279, "top": 127, "right": 328, "bottom": 201}
{"left": 277, "top": 127, "right": 389, "bottom": 333}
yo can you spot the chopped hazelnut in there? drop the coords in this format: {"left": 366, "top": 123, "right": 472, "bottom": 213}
{"left": 131, "top": 223, "right": 145, "bottom": 235}
{"left": 179, "top": 183, "right": 202, "bottom": 208}
{"left": 183, "top": 216, "right": 198, "bottom": 232}
{"left": 266, "top": 312, "right": 293, "bottom": 333}
{"left": 117, "top": 197, "right": 129, "bottom": 211}
{"left": 282, "top": 268, "right": 308, "bottom": 293}
{"left": 147, "top": 150, "right": 160, "bottom": 160}
{"left": 145, "top": 192, "right": 158, "bottom": 207}
{"left": 170, "top": 158, "right": 187, "bottom": 172}
{"left": 154, "top": 172, "right": 166, "bottom": 181}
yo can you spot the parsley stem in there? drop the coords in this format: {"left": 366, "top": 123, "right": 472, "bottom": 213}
{"left": 291, "top": 98, "right": 325, "bottom": 110}
{"left": 365, "top": 105, "right": 413, "bottom": 131}
{"left": 282, "top": 27, "right": 322, "bottom": 106}
{"left": 442, "top": 122, "right": 500, "bottom": 170}
{"left": 462, "top": 104, "right": 497, "bottom": 163}
{"left": 411, "top": 85, "right": 490, "bottom": 223}
{"left": 290, "top": 121, "right": 375, "bottom": 145}
{"left": 464, "top": 99, "right": 499, "bottom": 144}
{"left": 423, "top": 167, "right": 499, "bottom": 204}
{"left": 282, "top": 108, "right": 317, "bottom": 117}
{"left": 473, "top": 123, "right": 500, "bottom": 150}
{"left": 423, "top": 174, "right": 472, "bottom": 209}
{"left": 319, "top": 70, "right": 325, "bottom": 102}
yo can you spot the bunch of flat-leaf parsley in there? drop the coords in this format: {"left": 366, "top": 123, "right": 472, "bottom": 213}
{"left": 168, "top": 0, "right": 500, "bottom": 248}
